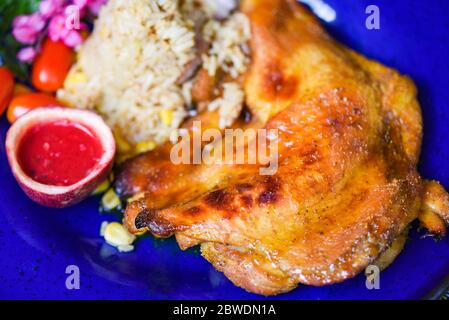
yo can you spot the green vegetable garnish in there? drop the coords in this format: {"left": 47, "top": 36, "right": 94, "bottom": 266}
{"left": 0, "top": 0, "right": 41, "bottom": 81}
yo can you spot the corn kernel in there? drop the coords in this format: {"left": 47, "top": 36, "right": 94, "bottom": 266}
{"left": 102, "top": 222, "right": 136, "bottom": 249}
{"left": 135, "top": 140, "right": 156, "bottom": 154}
{"left": 99, "top": 27, "right": 108, "bottom": 39}
{"left": 117, "top": 244, "right": 134, "bottom": 253}
{"left": 76, "top": 49, "right": 83, "bottom": 61}
{"left": 101, "top": 189, "right": 121, "bottom": 211}
{"left": 92, "top": 179, "right": 111, "bottom": 195}
{"left": 114, "top": 129, "right": 132, "bottom": 153}
{"left": 160, "top": 109, "right": 174, "bottom": 126}
{"left": 100, "top": 221, "right": 108, "bottom": 237}
{"left": 65, "top": 71, "right": 88, "bottom": 86}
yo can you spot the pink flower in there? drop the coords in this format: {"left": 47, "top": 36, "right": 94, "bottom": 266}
{"left": 87, "top": 0, "right": 107, "bottom": 15}
{"left": 48, "top": 14, "right": 85, "bottom": 48}
{"left": 39, "top": 0, "right": 66, "bottom": 18}
{"left": 17, "top": 47, "right": 37, "bottom": 63}
{"left": 12, "top": 13, "right": 46, "bottom": 44}
{"left": 48, "top": 14, "right": 69, "bottom": 42}
{"left": 73, "top": 0, "right": 89, "bottom": 10}
{"left": 63, "top": 30, "right": 83, "bottom": 48}
{"left": 13, "top": 0, "right": 108, "bottom": 60}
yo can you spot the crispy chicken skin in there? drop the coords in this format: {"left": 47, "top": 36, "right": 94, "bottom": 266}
{"left": 115, "top": 0, "right": 449, "bottom": 295}
{"left": 419, "top": 180, "right": 449, "bottom": 236}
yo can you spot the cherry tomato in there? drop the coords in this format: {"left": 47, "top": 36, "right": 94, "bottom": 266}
{"left": 0, "top": 67, "right": 15, "bottom": 116}
{"left": 32, "top": 38, "right": 74, "bottom": 92}
{"left": 7, "top": 92, "right": 62, "bottom": 123}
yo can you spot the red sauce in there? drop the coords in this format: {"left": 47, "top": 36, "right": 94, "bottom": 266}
{"left": 18, "top": 120, "right": 104, "bottom": 186}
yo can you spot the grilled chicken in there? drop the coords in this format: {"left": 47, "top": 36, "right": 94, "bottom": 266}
{"left": 115, "top": 0, "right": 449, "bottom": 295}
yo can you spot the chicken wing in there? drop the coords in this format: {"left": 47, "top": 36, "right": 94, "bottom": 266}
{"left": 115, "top": 0, "right": 449, "bottom": 295}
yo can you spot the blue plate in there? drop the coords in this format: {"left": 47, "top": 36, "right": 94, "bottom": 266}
{"left": 1, "top": 0, "right": 449, "bottom": 300}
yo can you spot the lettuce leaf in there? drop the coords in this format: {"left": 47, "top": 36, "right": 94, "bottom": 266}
{"left": 0, "top": 0, "right": 41, "bottom": 81}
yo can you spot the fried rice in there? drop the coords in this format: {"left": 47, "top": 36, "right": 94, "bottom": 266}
{"left": 57, "top": 0, "right": 251, "bottom": 148}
